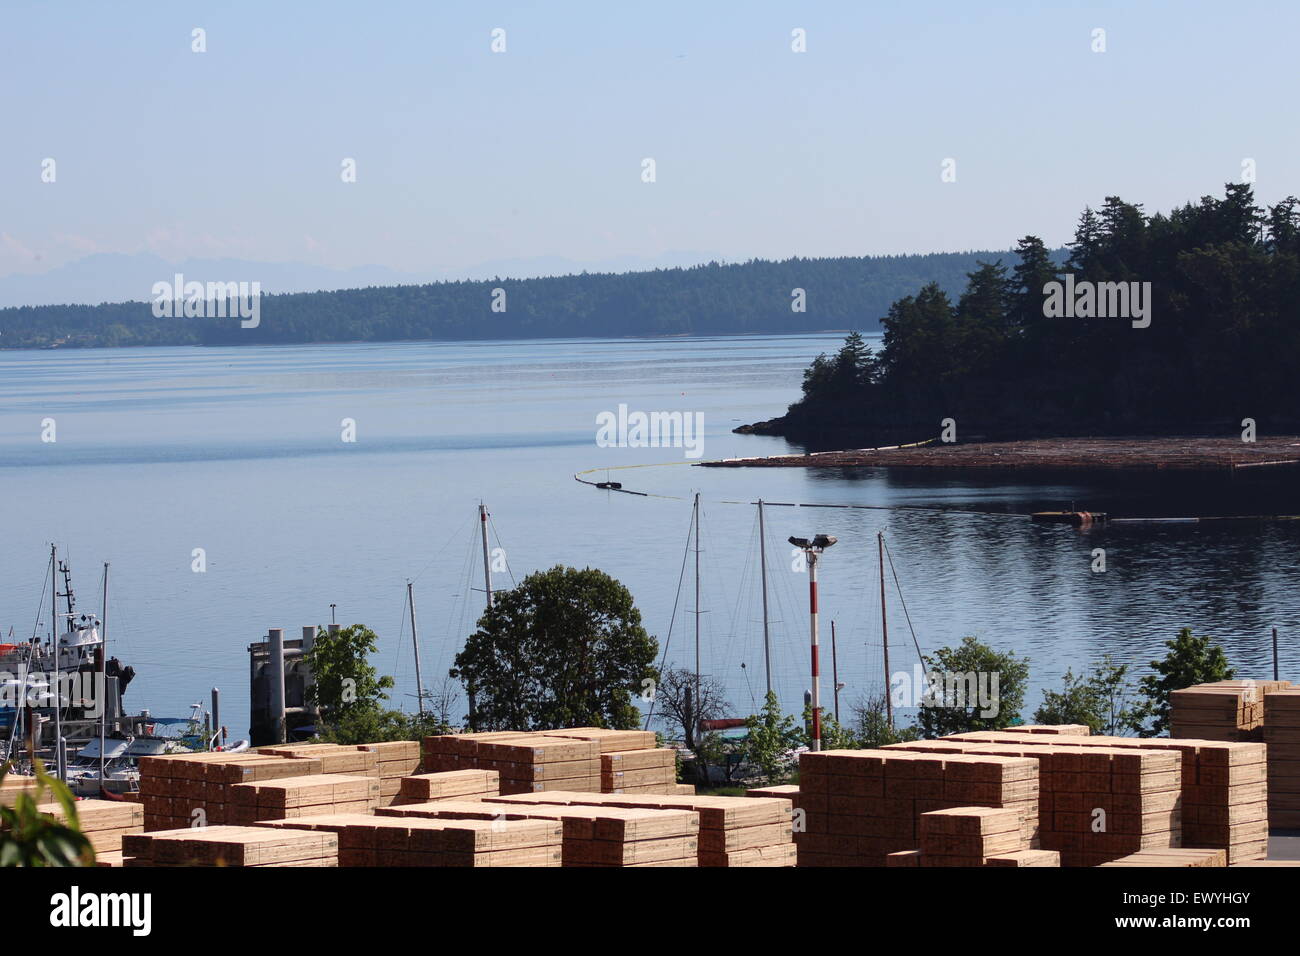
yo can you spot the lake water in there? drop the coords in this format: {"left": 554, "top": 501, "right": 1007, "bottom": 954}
{"left": 2, "top": 333, "right": 1298, "bottom": 737}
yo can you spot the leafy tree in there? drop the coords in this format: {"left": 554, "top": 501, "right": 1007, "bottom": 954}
{"left": 742, "top": 691, "right": 802, "bottom": 783}
{"left": 1130, "top": 627, "right": 1234, "bottom": 737}
{"left": 1034, "top": 656, "right": 1137, "bottom": 735}
{"left": 0, "top": 763, "right": 94, "bottom": 867}
{"left": 318, "top": 709, "right": 452, "bottom": 746}
{"left": 451, "top": 565, "right": 659, "bottom": 731}
{"left": 850, "top": 692, "right": 922, "bottom": 748}
{"left": 302, "top": 624, "right": 394, "bottom": 724}
{"left": 916, "top": 637, "right": 1029, "bottom": 738}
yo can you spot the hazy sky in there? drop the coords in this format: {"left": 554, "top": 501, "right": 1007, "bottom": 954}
{"left": 2, "top": 0, "right": 1297, "bottom": 280}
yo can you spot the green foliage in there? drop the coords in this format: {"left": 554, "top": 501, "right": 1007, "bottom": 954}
{"left": 1034, "top": 656, "right": 1138, "bottom": 735}
{"left": 783, "top": 184, "right": 1300, "bottom": 442}
{"left": 302, "top": 624, "right": 394, "bottom": 722}
{"left": 451, "top": 565, "right": 659, "bottom": 732}
{"left": 796, "top": 703, "right": 862, "bottom": 751}
{"left": 317, "top": 709, "right": 452, "bottom": 746}
{"left": 742, "top": 692, "right": 802, "bottom": 783}
{"left": 0, "top": 763, "right": 94, "bottom": 867}
{"left": 1130, "top": 627, "right": 1235, "bottom": 737}
{"left": 0, "top": 252, "right": 1016, "bottom": 350}
{"left": 916, "top": 637, "right": 1030, "bottom": 738}
{"left": 850, "top": 693, "right": 922, "bottom": 748}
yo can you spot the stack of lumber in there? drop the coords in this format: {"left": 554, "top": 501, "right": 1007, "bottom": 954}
{"left": 484, "top": 790, "right": 797, "bottom": 866}
{"left": 1265, "top": 689, "right": 1300, "bottom": 828}
{"left": 1170, "top": 681, "right": 1290, "bottom": 741}
{"left": 935, "top": 729, "right": 1268, "bottom": 865}
{"left": 256, "top": 742, "right": 380, "bottom": 776}
{"left": 357, "top": 740, "right": 422, "bottom": 804}
{"left": 123, "top": 825, "right": 338, "bottom": 867}
{"left": 394, "top": 769, "right": 500, "bottom": 804}
{"left": 33, "top": 798, "right": 144, "bottom": 854}
{"left": 230, "top": 774, "right": 379, "bottom": 824}
{"left": 138, "top": 752, "right": 324, "bottom": 830}
{"left": 1097, "top": 847, "right": 1226, "bottom": 867}
{"left": 0, "top": 775, "right": 41, "bottom": 805}
{"left": 423, "top": 728, "right": 687, "bottom": 794}
{"left": 900, "top": 737, "right": 1181, "bottom": 866}
{"left": 983, "top": 849, "right": 1061, "bottom": 867}
{"left": 257, "top": 813, "right": 562, "bottom": 866}
{"left": 797, "top": 749, "right": 1039, "bottom": 867}
{"left": 917, "top": 806, "right": 1028, "bottom": 867}
{"left": 1001, "top": 724, "right": 1092, "bottom": 736}
{"left": 471, "top": 735, "right": 602, "bottom": 794}
{"left": 378, "top": 799, "right": 700, "bottom": 866}
{"left": 422, "top": 731, "right": 528, "bottom": 772}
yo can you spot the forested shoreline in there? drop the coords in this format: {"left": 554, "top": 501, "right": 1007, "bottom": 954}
{"left": 751, "top": 185, "right": 1300, "bottom": 447}
{"left": 0, "top": 251, "right": 1027, "bottom": 350}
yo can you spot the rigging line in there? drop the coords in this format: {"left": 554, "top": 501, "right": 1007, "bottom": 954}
{"left": 408, "top": 514, "right": 476, "bottom": 584}
{"left": 488, "top": 516, "right": 517, "bottom": 588}
{"left": 31, "top": 552, "right": 52, "bottom": 641}
{"left": 643, "top": 502, "right": 696, "bottom": 732}
{"left": 883, "top": 536, "right": 929, "bottom": 677}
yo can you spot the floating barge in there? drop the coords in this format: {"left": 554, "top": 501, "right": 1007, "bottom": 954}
{"left": 700, "top": 436, "right": 1300, "bottom": 474}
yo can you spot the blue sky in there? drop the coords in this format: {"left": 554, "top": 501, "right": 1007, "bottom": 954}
{"left": 2, "top": 0, "right": 1297, "bottom": 283}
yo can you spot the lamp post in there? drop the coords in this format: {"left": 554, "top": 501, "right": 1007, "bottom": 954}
{"left": 789, "top": 534, "right": 837, "bottom": 752}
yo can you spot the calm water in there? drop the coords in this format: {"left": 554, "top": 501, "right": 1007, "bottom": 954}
{"left": 2, "top": 334, "right": 1298, "bottom": 735}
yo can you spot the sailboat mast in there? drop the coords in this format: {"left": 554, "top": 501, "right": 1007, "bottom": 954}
{"left": 879, "top": 531, "right": 893, "bottom": 729}
{"left": 100, "top": 562, "right": 109, "bottom": 792}
{"left": 50, "top": 544, "right": 62, "bottom": 781}
{"left": 758, "top": 499, "right": 772, "bottom": 700}
{"left": 693, "top": 493, "right": 701, "bottom": 742}
{"left": 407, "top": 581, "right": 425, "bottom": 716}
{"left": 479, "top": 503, "right": 494, "bottom": 609}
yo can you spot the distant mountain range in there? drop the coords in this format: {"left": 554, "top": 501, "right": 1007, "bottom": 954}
{"left": 0, "top": 248, "right": 1055, "bottom": 350}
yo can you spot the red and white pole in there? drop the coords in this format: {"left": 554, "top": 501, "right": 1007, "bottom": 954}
{"left": 809, "top": 550, "right": 821, "bottom": 752}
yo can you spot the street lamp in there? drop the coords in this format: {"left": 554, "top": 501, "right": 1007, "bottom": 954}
{"left": 789, "top": 533, "right": 837, "bottom": 751}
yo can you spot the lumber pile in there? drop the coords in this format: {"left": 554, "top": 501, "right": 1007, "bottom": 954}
{"left": 983, "top": 849, "right": 1061, "bottom": 867}
{"left": 936, "top": 730, "right": 1269, "bottom": 865}
{"left": 1170, "top": 681, "right": 1290, "bottom": 741}
{"left": 796, "top": 749, "right": 1039, "bottom": 867}
{"left": 395, "top": 769, "right": 500, "bottom": 804}
{"left": 903, "top": 737, "right": 1182, "bottom": 866}
{"left": 424, "top": 728, "right": 683, "bottom": 795}
{"left": 917, "top": 806, "right": 1028, "bottom": 867}
{"left": 1097, "top": 847, "right": 1226, "bottom": 867}
{"left": 0, "top": 776, "right": 41, "bottom": 806}
{"left": 33, "top": 798, "right": 144, "bottom": 854}
{"left": 358, "top": 740, "right": 422, "bottom": 805}
{"left": 378, "top": 799, "right": 700, "bottom": 866}
{"left": 256, "top": 742, "right": 379, "bottom": 776}
{"left": 1264, "top": 688, "right": 1300, "bottom": 828}
{"left": 257, "top": 813, "right": 562, "bottom": 866}
{"left": 484, "top": 790, "right": 797, "bottom": 866}
{"left": 138, "top": 752, "right": 324, "bottom": 830}
{"left": 123, "top": 825, "right": 338, "bottom": 867}
{"left": 1002, "top": 724, "right": 1091, "bottom": 736}
{"left": 230, "top": 773, "right": 379, "bottom": 824}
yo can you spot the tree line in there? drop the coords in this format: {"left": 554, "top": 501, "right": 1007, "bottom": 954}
{"left": 1, "top": 251, "right": 1034, "bottom": 350}
{"left": 770, "top": 184, "right": 1300, "bottom": 444}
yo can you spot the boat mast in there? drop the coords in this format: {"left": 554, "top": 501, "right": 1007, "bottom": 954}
{"left": 100, "top": 562, "right": 108, "bottom": 793}
{"left": 758, "top": 499, "right": 772, "bottom": 700}
{"left": 479, "top": 503, "right": 494, "bottom": 610}
{"left": 407, "top": 581, "right": 425, "bottom": 716}
{"left": 693, "top": 493, "right": 701, "bottom": 744}
{"left": 832, "top": 619, "right": 840, "bottom": 723}
{"left": 879, "top": 531, "right": 893, "bottom": 729}
{"left": 50, "top": 544, "right": 62, "bottom": 781}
